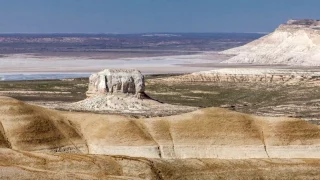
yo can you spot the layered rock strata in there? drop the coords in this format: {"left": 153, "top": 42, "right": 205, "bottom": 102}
{"left": 3, "top": 148, "right": 320, "bottom": 179}
{"left": 3, "top": 96, "right": 320, "bottom": 159}
{"left": 157, "top": 68, "right": 320, "bottom": 84}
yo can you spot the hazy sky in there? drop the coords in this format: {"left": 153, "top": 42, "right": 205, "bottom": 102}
{"left": 0, "top": 0, "right": 319, "bottom": 33}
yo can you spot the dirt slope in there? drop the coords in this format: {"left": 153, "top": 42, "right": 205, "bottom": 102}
{"left": 63, "top": 105, "right": 320, "bottom": 159}
{"left": 0, "top": 148, "right": 159, "bottom": 180}
{"left": 0, "top": 96, "right": 87, "bottom": 153}
{"left": 2, "top": 96, "right": 320, "bottom": 179}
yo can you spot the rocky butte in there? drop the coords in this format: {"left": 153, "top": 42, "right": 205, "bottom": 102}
{"left": 63, "top": 69, "right": 196, "bottom": 116}
{"left": 86, "top": 69, "right": 145, "bottom": 98}
{"left": 221, "top": 19, "right": 320, "bottom": 66}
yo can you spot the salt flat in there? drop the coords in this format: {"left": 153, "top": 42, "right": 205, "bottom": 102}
{"left": 0, "top": 53, "right": 223, "bottom": 75}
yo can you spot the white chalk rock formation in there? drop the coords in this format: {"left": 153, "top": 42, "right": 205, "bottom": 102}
{"left": 65, "top": 69, "right": 197, "bottom": 116}
{"left": 221, "top": 19, "right": 320, "bottom": 66}
{"left": 86, "top": 69, "right": 145, "bottom": 98}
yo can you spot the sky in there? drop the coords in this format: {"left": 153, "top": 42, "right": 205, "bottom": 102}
{"left": 0, "top": 0, "right": 319, "bottom": 33}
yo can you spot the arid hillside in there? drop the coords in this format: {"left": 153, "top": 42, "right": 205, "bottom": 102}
{"left": 2, "top": 96, "right": 320, "bottom": 179}
{"left": 0, "top": 96, "right": 87, "bottom": 153}
{"left": 1, "top": 96, "right": 320, "bottom": 159}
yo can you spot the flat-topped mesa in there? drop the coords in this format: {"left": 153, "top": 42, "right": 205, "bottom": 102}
{"left": 286, "top": 19, "right": 320, "bottom": 26}
{"left": 279, "top": 19, "right": 320, "bottom": 30}
{"left": 86, "top": 69, "right": 145, "bottom": 98}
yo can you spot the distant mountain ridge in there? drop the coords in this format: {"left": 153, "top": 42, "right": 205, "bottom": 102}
{"left": 221, "top": 19, "right": 320, "bottom": 66}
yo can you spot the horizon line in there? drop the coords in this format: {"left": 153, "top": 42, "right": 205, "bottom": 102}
{"left": 0, "top": 31, "right": 270, "bottom": 35}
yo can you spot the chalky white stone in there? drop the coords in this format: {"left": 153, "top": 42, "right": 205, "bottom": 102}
{"left": 86, "top": 69, "right": 145, "bottom": 97}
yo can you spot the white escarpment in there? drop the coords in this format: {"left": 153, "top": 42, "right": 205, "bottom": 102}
{"left": 221, "top": 19, "right": 320, "bottom": 66}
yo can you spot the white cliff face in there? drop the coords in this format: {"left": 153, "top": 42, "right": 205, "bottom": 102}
{"left": 86, "top": 69, "right": 145, "bottom": 97}
{"left": 221, "top": 19, "right": 320, "bottom": 66}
